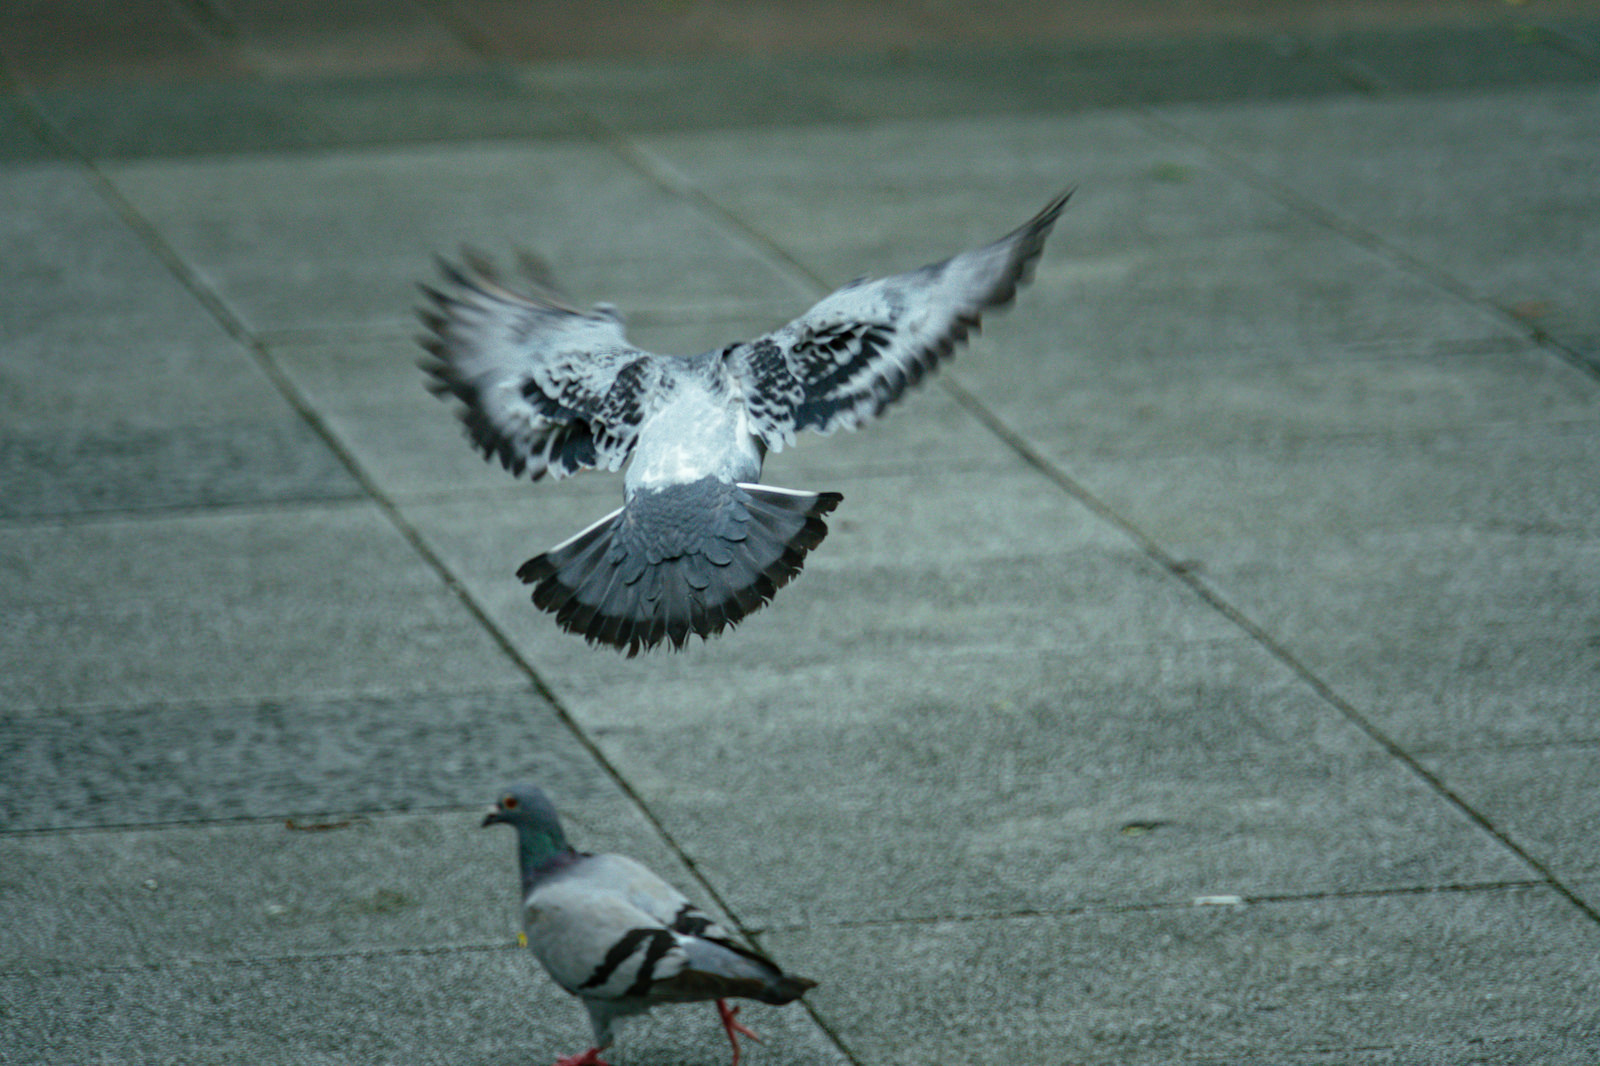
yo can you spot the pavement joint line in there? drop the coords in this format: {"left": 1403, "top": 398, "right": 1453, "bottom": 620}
{"left": 0, "top": 804, "right": 481, "bottom": 839}
{"left": 413, "top": 0, "right": 499, "bottom": 63}
{"left": 3, "top": 940, "right": 521, "bottom": 981}
{"left": 0, "top": 678, "right": 538, "bottom": 731}
{"left": 1131, "top": 103, "right": 1600, "bottom": 384}
{"left": 0, "top": 490, "right": 377, "bottom": 531}
{"left": 6, "top": 878, "right": 1556, "bottom": 982}
{"left": 759, "top": 878, "right": 1555, "bottom": 933}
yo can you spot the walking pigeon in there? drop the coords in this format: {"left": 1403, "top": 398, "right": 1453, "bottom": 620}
{"left": 482, "top": 785, "right": 816, "bottom": 1066}
{"left": 420, "top": 191, "right": 1070, "bottom": 655}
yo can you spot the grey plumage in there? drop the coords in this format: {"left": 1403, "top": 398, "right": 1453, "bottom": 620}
{"left": 482, "top": 785, "right": 815, "bottom": 1066}
{"left": 420, "top": 191, "right": 1070, "bottom": 654}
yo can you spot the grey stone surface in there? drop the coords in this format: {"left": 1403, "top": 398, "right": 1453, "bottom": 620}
{"left": 0, "top": 950, "right": 845, "bottom": 1066}
{"left": 0, "top": 505, "right": 526, "bottom": 712}
{"left": 766, "top": 888, "right": 1600, "bottom": 1065}
{"left": 0, "top": 98, "right": 53, "bottom": 163}
{"left": 1158, "top": 85, "right": 1600, "bottom": 352}
{"left": 4, "top": 8, "right": 1600, "bottom": 1066}
{"left": 969, "top": 341, "right": 1595, "bottom": 461}
{"left": 0, "top": 687, "right": 579, "bottom": 830}
{"left": 1419, "top": 741, "right": 1600, "bottom": 889}
{"left": 548, "top": 642, "right": 1536, "bottom": 930}
{"left": 101, "top": 142, "right": 811, "bottom": 335}
{"left": 0, "top": 416, "right": 362, "bottom": 517}
{"left": 531, "top": 56, "right": 854, "bottom": 134}
{"left": 398, "top": 463, "right": 1243, "bottom": 685}
{"left": 1318, "top": 22, "right": 1600, "bottom": 94}
{"left": 0, "top": 789, "right": 714, "bottom": 972}
{"left": 30, "top": 68, "right": 582, "bottom": 160}
{"left": 1120, "top": 525, "right": 1600, "bottom": 752}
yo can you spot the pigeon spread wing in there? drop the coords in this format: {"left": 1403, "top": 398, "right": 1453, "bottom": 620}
{"left": 728, "top": 190, "right": 1070, "bottom": 450}
{"left": 419, "top": 253, "right": 670, "bottom": 481}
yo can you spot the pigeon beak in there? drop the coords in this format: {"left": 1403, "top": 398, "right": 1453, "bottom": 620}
{"left": 481, "top": 806, "right": 502, "bottom": 828}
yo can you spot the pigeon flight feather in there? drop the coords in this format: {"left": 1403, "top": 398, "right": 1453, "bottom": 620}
{"left": 483, "top": 785, "right": 815, "bottom": 1066}
{"left": 420, "top": 191, "right": 1070, "bottom": 655}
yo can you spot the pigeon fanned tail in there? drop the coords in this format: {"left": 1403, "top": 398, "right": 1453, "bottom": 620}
{"left": 517, "top": 479, "right": 843, "bottom": 655}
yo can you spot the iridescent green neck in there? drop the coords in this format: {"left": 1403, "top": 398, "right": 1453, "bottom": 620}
{"left": 518, "top": 825, "right": 573, "bottom": 888}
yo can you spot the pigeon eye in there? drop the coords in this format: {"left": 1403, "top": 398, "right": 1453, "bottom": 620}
{"left": 502, "top": 795, "right": 519, "bottom": 810}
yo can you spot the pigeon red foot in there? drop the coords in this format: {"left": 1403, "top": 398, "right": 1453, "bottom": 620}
{"left": 717, "top": 998, "right": 763, "bottom": 1066}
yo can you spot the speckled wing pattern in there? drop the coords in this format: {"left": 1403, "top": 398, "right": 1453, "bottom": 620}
{"left": 728, "top": 190, "right": 1070, "bottom": 449}
{"left": 418, "top": 253, "right": 669, "bottom": 481}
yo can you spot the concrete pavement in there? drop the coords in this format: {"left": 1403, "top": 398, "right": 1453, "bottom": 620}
{"left": 3, "top": 2, "right": 1598, "bottom": 1063}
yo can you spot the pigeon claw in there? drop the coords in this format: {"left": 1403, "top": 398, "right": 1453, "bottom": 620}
{"left": 716, "top": 999, "right": 763, "bottom": 1066}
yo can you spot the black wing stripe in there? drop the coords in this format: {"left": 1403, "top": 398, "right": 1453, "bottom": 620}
{"left": 578, "top": 927, "right": 671, "bottom": 991}
{"left": 670, "top": 902, "right": 716, "bottom": 937}
{"left": 623, "top": 929, "right": 681, "bottom": 998}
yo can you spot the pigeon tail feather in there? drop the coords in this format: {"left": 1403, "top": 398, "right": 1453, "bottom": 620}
{"left": 517, "top": 478, "right": 842, "bottom": 655}
{"left": 756, "top": 973, "right": 818, "bottom": 1006}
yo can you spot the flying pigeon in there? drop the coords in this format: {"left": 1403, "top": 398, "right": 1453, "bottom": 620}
{"left": 482, "top": 785, "right": 816, "bottom": 1066}
{"left": 420, "top": 191, "right": 1070, "bottom": 655}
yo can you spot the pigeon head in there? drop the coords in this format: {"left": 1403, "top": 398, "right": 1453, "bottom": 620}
{"left": 482, "top": 784, "right": 574, "bottom": 880}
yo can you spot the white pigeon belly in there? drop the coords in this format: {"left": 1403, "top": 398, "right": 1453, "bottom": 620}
{"left": 625, "top": 386, "right": 761, "bottom": 495}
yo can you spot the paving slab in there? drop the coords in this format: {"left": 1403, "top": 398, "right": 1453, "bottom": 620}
{"left": 532, "top": 56, "right": 856, "bottom": 134}
{"left": 0, "top": 160, "right": 370, "bottom": 516}
{"left": 0, "top": 0, "right": 246, "bottom": 87}
{"left": 0, "top": 503, "right": 525, "bottom": 712}
{"left": 0, "top": 161, "right": 240, "bottom": 339}
{"left": 1047, "top": 419, "right": 1600, "bottom": 550}
{"left": 214, "top": 0, "right": 476, "bottom": 78}
{"left": 0, "top": 97, "right": 54, "bottom": 163}
{"left": 0, "top": 686, "right": 571, "bottom": 831}
{"left": 0, "top": 787, "right": 717, "bottom": 971}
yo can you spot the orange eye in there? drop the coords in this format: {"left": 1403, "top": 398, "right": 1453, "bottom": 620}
{"left": 502, "top": 795, "right": 519, "bottom": 810}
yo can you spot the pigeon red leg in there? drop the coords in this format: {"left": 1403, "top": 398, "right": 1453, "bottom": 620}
{"left": 716, "top": 999, "right": 763, "bottom": 1066}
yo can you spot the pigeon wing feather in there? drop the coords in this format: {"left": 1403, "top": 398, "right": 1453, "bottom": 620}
{"left": 419, "top": 253, "right": 669, "bottom": 481}
{"left": 728, "top": 190, "right": 1070, "bottom": 449}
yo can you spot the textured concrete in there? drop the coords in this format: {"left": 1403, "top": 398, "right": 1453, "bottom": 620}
{"left": 3, "top": 3, "right": 1599, "bottom": 1065}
